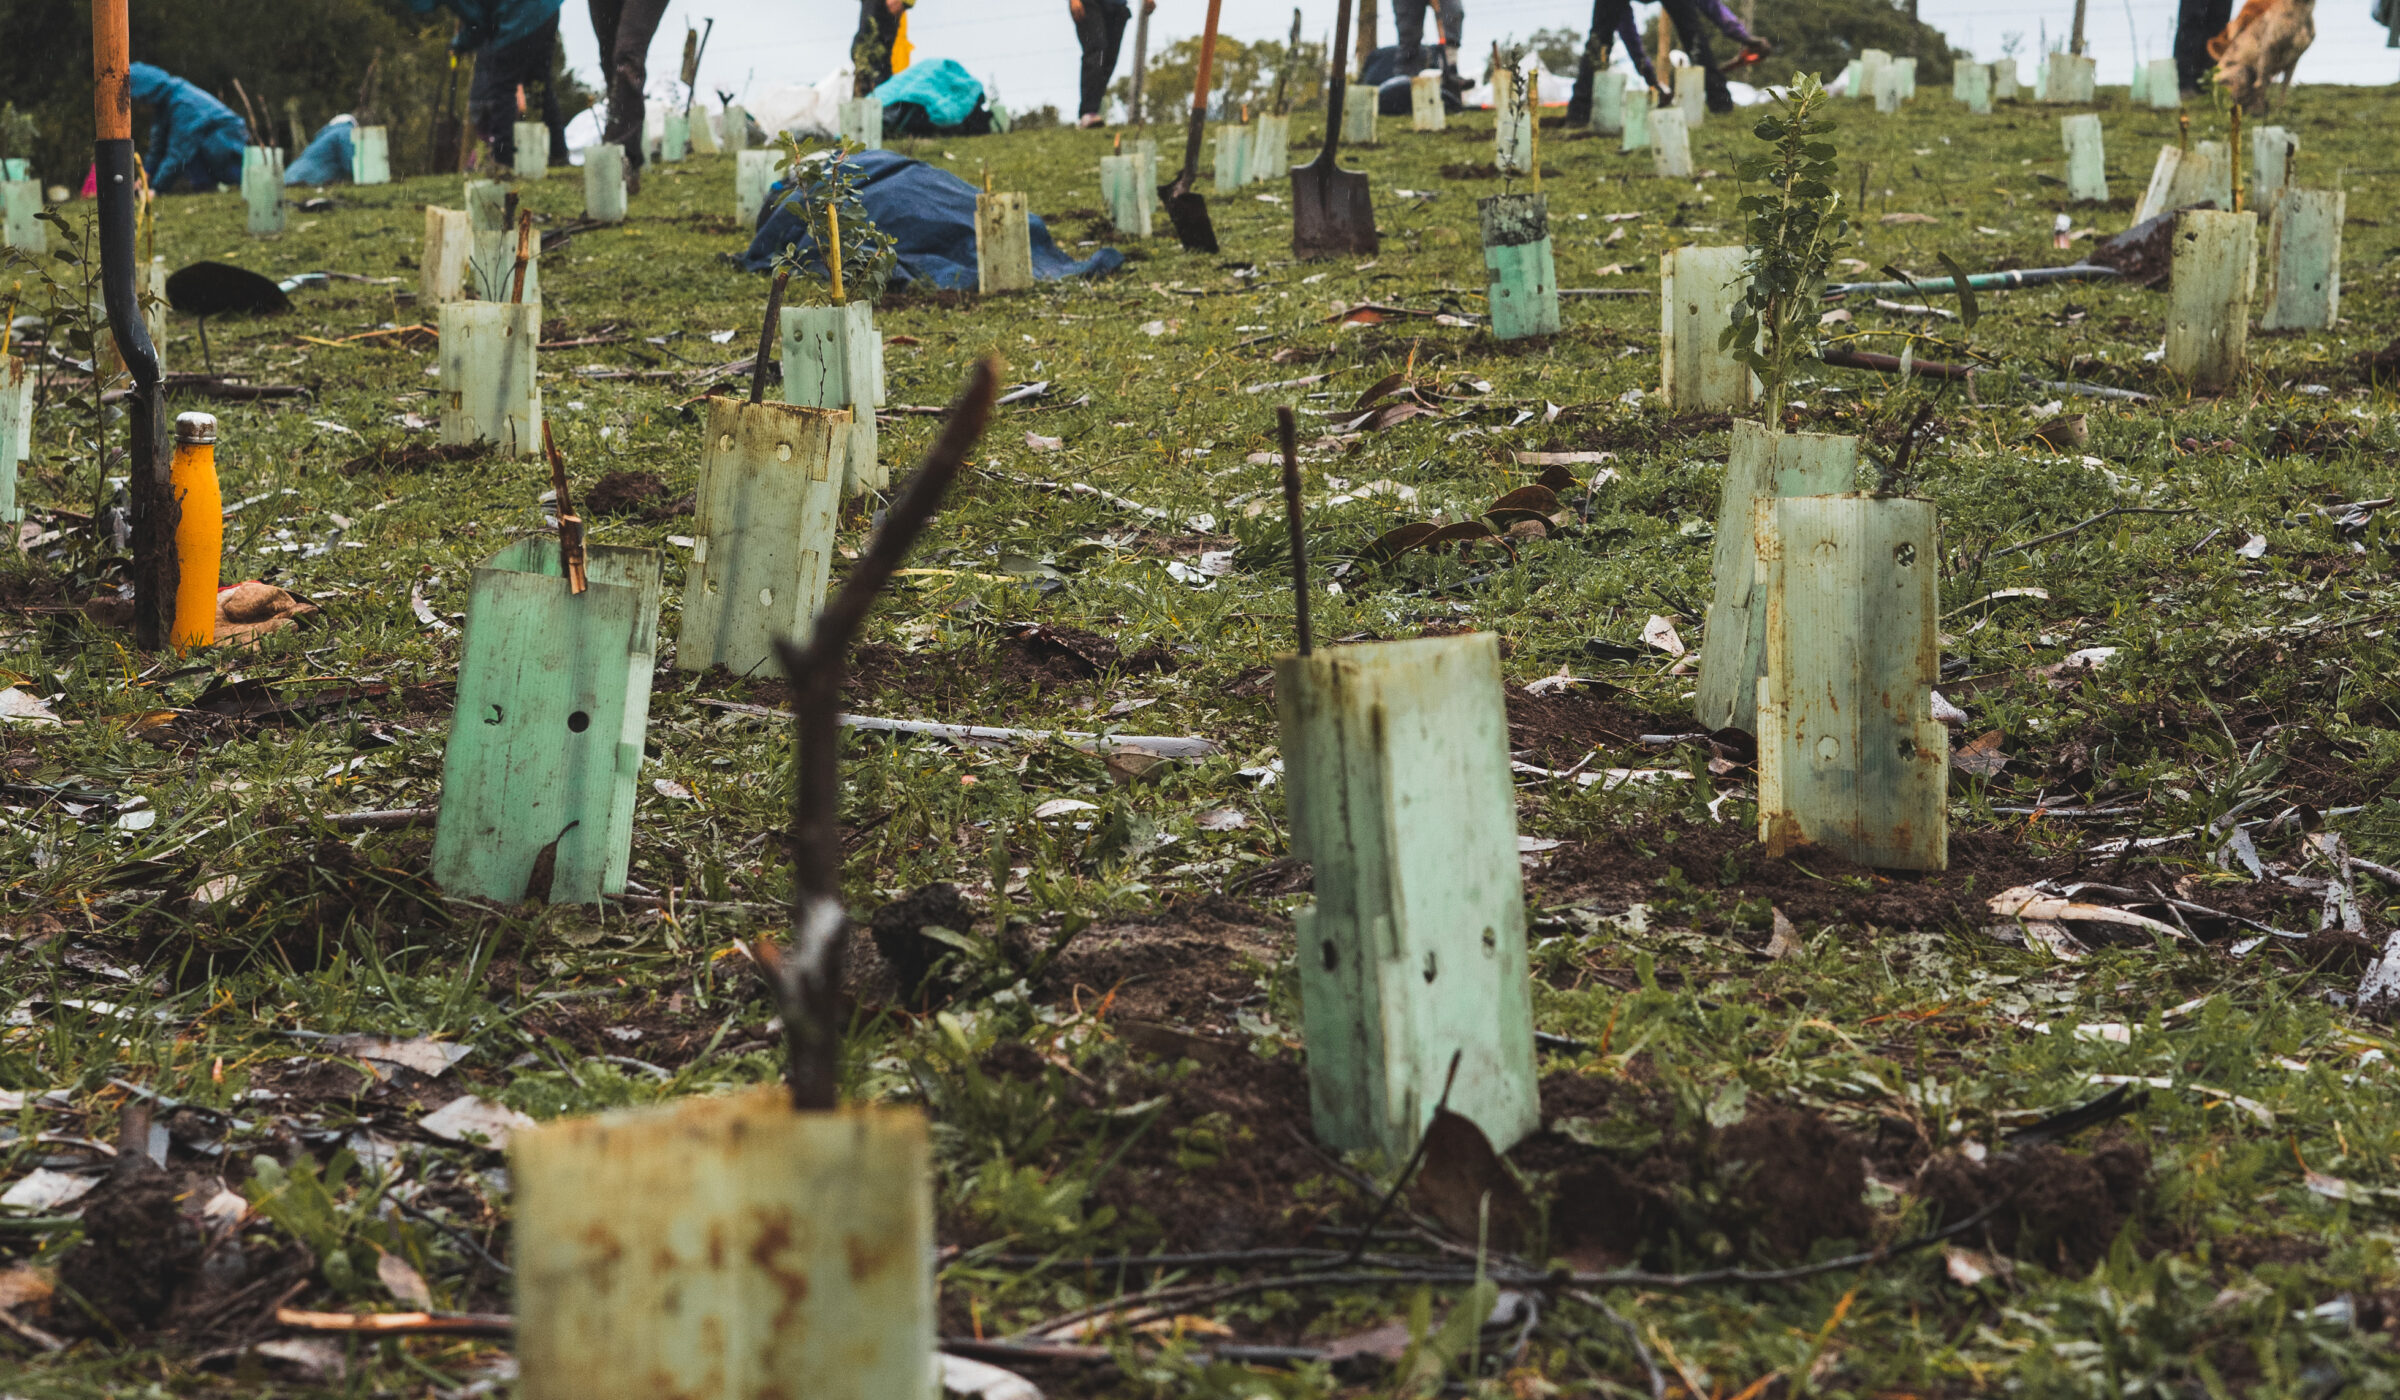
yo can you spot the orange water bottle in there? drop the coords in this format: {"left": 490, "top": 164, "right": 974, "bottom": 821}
{"left": 170, "top": 411, "right": 222, "bottom": 649}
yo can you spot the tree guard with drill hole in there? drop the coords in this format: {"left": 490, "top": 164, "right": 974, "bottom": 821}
{"left": 1693, "top": 420, "right": 1856, "bottom": 732}
{"left": 241, "top": 146, "right": 284, "bottom": 235}
{"left": 2165, "top": 209, "right": 2257, "bottom": 391}
{"left": 0, "top": 177, "right": 38, "bottom": 255}
{"left": 1650, "top": 105, "right": 1694, "bottom": 178}
{"left": 583, "top": 144, "right": 626, "bottom": 223}
{"left": 973, "top": 191, "right": 1033, "bottom": 293}
{"left": 1213, "top": 123, "right": 1252, "bottom": 192}
{"left": 511, "top": 1088, "right": 934, "bottom": 1400}
{"left": 1757, "top": 493, "right": 1946, "bottom": 870}
{"left": 1414, "top": 71, "right": 1449, "bottom": 130}
{"left": 782, "top": 301, "right": 883, "bottom": 495}
{"left": 438, "top": 301, "right": 541, "bottom": 455}
{"left": 1343, "top": 84, "right": 1378, "bottom": 144}
{"left": 736, "top": 149, "right": 781, "bottom": 228}
{"left": 2260, "top": 188, "right": 2341, "bottom": 331}
{"left": 421, "top": 207, "right": 472, "bottom": 308}
{"left": 1253, "top": 112, "right": 1291, "bottom": 180}
{"left": 0, "top": 354, "right": 29, "bottom": 524}
{"left": 1274, "top": 633, "right": 1540, "bottom": 1160}
{"left": 2061, "top": 114, "right": 2108, "bottom": 203}
{"left": 1480, "top": 192, "right": 1558, "bottom": 341}
{"left": 432, "top": 537, "right": 662, "bottom": 906}
{"left": 839, "top": 98, "right": 884, "bottom": 149}
{"left": 352, "top": 125, "right": 390, "bottom": 184}
{"left": 1660, "top": 243, "right": 1752, "bottom": 410}
{"left": 512, "top": 122, "right": 549, "bottom": 178}
{"left": 675, "top": 399, "right": 851, "bottom": 677}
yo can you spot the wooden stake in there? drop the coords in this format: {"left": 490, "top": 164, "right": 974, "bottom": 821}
{"left": 1277, "top": 406, "right": 1310, "bottom": 654}
{"left": 2229, "top": 103, "right": 2244, "bottom": 213}
{"left": 827, "top": 201, "right": 845, "bottom": 303}
{"left": 751, "top": 267, "right": 792, "bottom": 405}
{"left": 509, "top": 209, "right": 534, "bottom": 304}
{"left": 541, "top": 423, "right": 588, "bottom": 595}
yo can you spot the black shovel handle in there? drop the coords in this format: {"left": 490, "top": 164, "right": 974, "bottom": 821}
{"left": 1318, "top": 0, "right": 1354, "bottom": 165}
{"left": 1181, "top": 0, "right": 1226, "bottom": 179}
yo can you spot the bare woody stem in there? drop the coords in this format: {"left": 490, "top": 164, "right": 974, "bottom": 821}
{"left": 766, "top": 356, "right": 1000, "bottom": 1109}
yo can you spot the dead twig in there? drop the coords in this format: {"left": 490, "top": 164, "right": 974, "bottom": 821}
{"left": 275, "top": 1308, "right": 510, "bottom": 1337}
{"left": 1987, "top": 507, "right": 2196, "bottom": 558}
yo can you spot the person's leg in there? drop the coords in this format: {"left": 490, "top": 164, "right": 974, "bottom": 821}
{"left": 600, "top": 0, "right": 669, "bottom": 187}
{"left": 534, "top": 16, "right": 569, "bottom": 165}
{"left": 1436, "top": 0, "right": 1464, "bottom": 75}
{"left": 853, "top": 0, "right": 901, "bottom": 96}
{"left": 465, "top": 39, "right": 519, "bottom": 168}
{"left": 2175, "top": 0, "right": 2233, "bottom": 88}
{"left": 1568, "top": 0, "right": 1608, "bottom": 123}
{"left": 1101, "top": 2, "right": 1132, "bottom": 116}
{"left": 1075, "top": 2, "right": 1111, "bottom": 122}
{"left": 1393, "top": 0, "right": 1428, "bottom": 73}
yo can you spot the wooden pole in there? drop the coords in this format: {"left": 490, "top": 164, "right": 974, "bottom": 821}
{"left": 2071, "top": 0, "right": 2088, "bottom": 55}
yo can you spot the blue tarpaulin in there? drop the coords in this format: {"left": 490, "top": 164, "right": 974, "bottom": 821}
{"left": 738, "top": 149, "right": 1122, "bottom": 292}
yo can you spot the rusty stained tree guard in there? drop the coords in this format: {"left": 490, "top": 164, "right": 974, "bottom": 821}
{"left": 1291, "top": 0, "right": 1376, "bottom": 259}
{"left": 1757, "top": 493, "right": 1948, "bottom": 871}
{"left": 1271, "top": 413, "right": 1538, "bottom": 1161}
{"left": 2251, "top": 125, "right": 2297, "bottom": 209}
{"left": 2165, "top": 208, "right": 2258, "bottom": 392}
{"left": 439, "top": 212, "right": 542, "bottom": 455}
{"left": 430, "top": 432, "right": 660, "bottom": 909}
{"left": 93, "top": 0, "right": 174, "bottom": 649}
{"left": 782, "top": 205, "right": 886, "bottom": 495}
{"left": 498, "top": 364, "right": 1005, "bottom": 1400}
{"left": 677, "top": 270, "right": 852, "bottom": 676}
{"left": 2261, "top": 187, "right": 2343, "bottom": 331}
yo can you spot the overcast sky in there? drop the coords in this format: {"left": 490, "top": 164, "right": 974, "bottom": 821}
{"left": 563, "top": 0, "right": 2399, "bottom": 118}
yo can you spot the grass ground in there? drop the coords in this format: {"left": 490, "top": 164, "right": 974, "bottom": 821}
{"left": 5, "top": 75, "right": 2400, "bottom": 1397}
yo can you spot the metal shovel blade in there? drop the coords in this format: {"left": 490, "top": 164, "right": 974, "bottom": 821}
{"left": 1159, "top": 177, "right": 1218, "bottom": 254}
{"left": 1292, "top": 160, "right": 1376, "bottom": 259}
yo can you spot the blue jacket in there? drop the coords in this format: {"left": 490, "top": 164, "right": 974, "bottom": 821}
{"left": 130, "top": 62, "right": 250, "bottom": 193}
{"left": 403, "top": 0, "right": 564, "bottom": 53}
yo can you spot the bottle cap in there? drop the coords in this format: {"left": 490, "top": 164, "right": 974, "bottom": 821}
{"left": 174, "top": 412, "right": 218, "bottom": 445}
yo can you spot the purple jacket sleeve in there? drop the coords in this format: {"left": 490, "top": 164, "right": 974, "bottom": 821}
{"left": 1691, "top": 0, "right": 1758, "bottom": 46}
{"left": 1614, "top": 3, "right": 1659, "bottom": 87}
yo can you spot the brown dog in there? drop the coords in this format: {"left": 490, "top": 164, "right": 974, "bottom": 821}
{"left": 2210, "top": 0, "right": 2315, "bottom": 112}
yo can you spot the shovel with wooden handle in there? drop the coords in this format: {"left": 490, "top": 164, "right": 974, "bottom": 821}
{"left": 1159, "top": 0, "right": 1226, "bottom": 253}
{"left": 1292, "top": 0, "right": 1377, "bottom": 258}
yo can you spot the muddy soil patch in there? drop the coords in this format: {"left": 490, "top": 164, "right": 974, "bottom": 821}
{"left": 1918, "top": 1134, "right": 2150, "bottom": 1271}
{"left": 1032, "top": 894, "right": 1288, "bottom": 1026}
{"left": 338, "top": 441, "right": 489, "bottom": 476}
{"left": 1506, "top": 684, "right": 1693, "bottom": 768}
{"left": 583, "top": 469, "right": 691, "bottom": 521}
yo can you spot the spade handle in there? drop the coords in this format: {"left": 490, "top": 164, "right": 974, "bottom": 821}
{"left": 1182, "top": 0, "right": 1226, "bottom": 177}
{"left": 1319, "top": 0, "right": 1355, "bottom": 165}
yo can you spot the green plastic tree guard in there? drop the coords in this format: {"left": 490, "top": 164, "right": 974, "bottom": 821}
{"left": 675, "top": 398, "right": 851, "bottom": 677}
{"left": 1213, "top": 123, "right": 1252, "bottom": 193}
{"left": 1873, "top": 62, "right": 1903, "bottom": 113}
{"left": 1100, "top": 152, "right": 1153, "bottom": 237}
{"left": 1414, "top": 72, "right": 1449, "bottom": 131}
{"left": 2165, "top": 209, "right": 2257, "bottom": 392}
{"left": 722, "top": 103, "right": 751, "bottom": 149}
{"left": 1958, "top": 62, "right": 1992, "bottom": 115}
{"left": 2042, "top": 52, "right": 2096, "bottom": 103}
{"left": 1650, "top": 107, "right": 1694, "bottom": 178}
{"left": 241, "top": 146, "right": 285, "bottom": 236}
{"left": 468, "top": 231, "right": 539, "bottom": 302}
{"left": 1993, "top": 57, "right": 2021, "bottom": 100}
{"left": 1660, "top": 244, "right": 1753, "bottom": 410}
{"left": 2170, "top": 140, "right": 2232, "bottom": 209}
{"left": 2261, "top": 188, "right": 2342, "bottom": 331}
{"left": 433, "top": 537, "right": 661, "bottom": 905}
{"left": 1896, "top": 56, "right": 1918, "bottom": 98}
{"left": 1758, "top": 493, "right": 1946, "bottom": 871}
{"left": 1588, "top": 71, "right": 1625, "bottom": 134}
{"left": 688, "top": 105, "right": 718, "bottom": 154}
{"left": 2251, "top": 125, "right": 2296, "bottom": 209}
{"left": 2061, "top": 114, "right": 2108, "bottom": 203}
{"left": 1693, "top": 420, "right": 1856, "bottom": 732}
{"left": 0, "top": 160, "right": 21, "bottom": 179}
{"left": 1620, "top": 86, "right": 1651, "bottom": 152}
{"left": 1676, "top": 64, "right": 1707, "bottom": 127}
{"left": 660, "top": 113, "right": 689, "bottom": 162}
{"left": 466, "top": 179, "right": 509, "bottom": 233}
{"left": 839, "top": 98, "right": 884, "bottom": 149}
{"left": 735, "top": 149, "right": 781, "bottom": 228}
{"left": 421, "top": 206, "right": 472, "bottom": 309}
{"left": 1838, "top": 60, "right": 1862, "bottom": 98}
{"left": 974, "top": 192, "right": 1034, "bottom": 294}
{"left": 2129, "top": 58, "right": 2150, "bottom": 106}
{"left": 1275, "top": 634, "right": 1540, "bottom": 1160}
{"left": 0, "top": 179, "right": 39, "bottom": 255}
{"left": 583, "top": 144, "right": 626, "bottom": 223}
{"left": 1344, "top": 85, "right": 1379, "bottom": 144}
{"left": 513, "top": 1091, "right": 935, "bottom": 1400}
{"left": 0, "top": 354, "right": 29, "bottom": 524}
{"left": 1853, "top": 49, "right": 1890, "bottom": 98}
{"left": 438, "top": 301, "right": 542, "bottom": 455}
{"left": 2144, "top": 57, "right": 2180, "bottom": 109}
{"left": 352, "top": 125, "right": 390, "bottom": 184}
{"left": 513, "top": 122, "right": 549, "bottom": 179}
{"left": 1253, "top": 112, "right": 1290, "bottom": 180}
{"left": 1481, "top": 192, "right": 1559, "bottom": 341}
{"left": 2133, "top": 146, "right": 2181, "bottom": 223}
{"left": 782, "top": 301, "right": 883, "bottom": 496}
